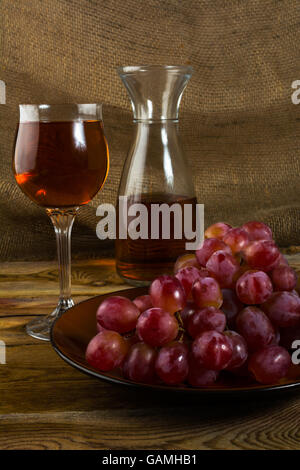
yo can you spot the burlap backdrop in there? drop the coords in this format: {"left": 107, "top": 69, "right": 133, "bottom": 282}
{"left": 0, "top": 0, "right": 299, "bottom": 261}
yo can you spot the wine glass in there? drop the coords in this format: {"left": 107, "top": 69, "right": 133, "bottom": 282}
{"left": 13, "top": 104, "right": 109, "bottom": 341}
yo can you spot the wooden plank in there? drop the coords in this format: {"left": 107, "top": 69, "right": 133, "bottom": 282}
{"left": 0, "top": 258, "right": 128, "bottom": 296}
{"left": 0, "top": 255, "right": 299, "bottom": 450}
{"left": 0, "top": 396, "right": 299, "bottom": 450}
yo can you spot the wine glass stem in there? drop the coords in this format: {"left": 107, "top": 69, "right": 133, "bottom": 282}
{"left": 46, "top": 207, "right": 78, "bottom": 311}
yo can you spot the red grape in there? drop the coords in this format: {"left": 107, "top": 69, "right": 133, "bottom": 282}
{"left": 155, "top": 342, "right": 189, "bottom": 385}
{"left": 204, "top": 222, "right": 232, "bottom": 240}
{"left": 242, "top": 221, "right": 273, "bottom": 242}
{"left": 187, "top": 358, "right": 219, "bottom": 387}
{"left": 92, "top": 217, "right": 298, "bottom": 390}
{"left": 123, "top": 342, "right": 157, "bottom": 384}
{"left": 96, "top": 296, "right": 140, "bottom": 333}
{"left": 223, "top": 228, "right": 250, "bottom": 254}
{"left": 236, "top": 306, "right": 275, "bottom": 351}
{"left": 175, "top": 266, "right": 210, "bottom": 298}
{"left": 174, "top": 253, "right": 200, "bottom": 273}
{"left": 236, "top": 270, "right": 273, "bottom": 304}
{"left": 191, "top": 330, "right": 233, "bottom": 370}
{"left": 262, "top": 291, "right": 300, "bottom": 327}
{"left": 136, "top": 308, "right": 178, "bottom": 347}
{"left": 180, "top": 301, "right": 196, "bottom": 329}
{"left": 271, "top": 265, "right": 297, "bottom": 291}
{"left": 150, "top": 275, "right": 186, "bottom": 315}
{"left": 133, "top": 295, "right": 153, "bottom": 312}
{"left": 248, "top": 345, "right": 291, "bottom": 384}
{"left": 192, "top": 277, "right": 223, "bottom": 309}
{"left": 206, "top": 250, "right": 240, "bottom": 288}
{"left": 221, "top": 288, "right": 243, "bottom": 328}
{"left": 187, "top": 307, "right": 226, "bottom": 339}
{"left": 196, "top": 238, "right": 232, "bottom": 267}
{"left": 85, "top": 330, "right": 129, "bottom": 371}
{"left": 224, "top": 331, "right": 248, "bottom": 370}
{"left": 244, "top": 240, "right": 281, "bottom": 272}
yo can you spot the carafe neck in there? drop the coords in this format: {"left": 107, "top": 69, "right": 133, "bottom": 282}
{"left": 118, "top": 65, "right": 193, "bottom": 122}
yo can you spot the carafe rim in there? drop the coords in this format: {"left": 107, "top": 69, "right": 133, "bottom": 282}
{"left": 117, "top": 65, "right": 193, "bottom": 76}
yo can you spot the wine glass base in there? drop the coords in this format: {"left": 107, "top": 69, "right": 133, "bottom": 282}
{"left": 26, "top": 299, "right": 74, "bottom": 341}
{"left": 26, "top": 316, "right": 54, "bottom": 341}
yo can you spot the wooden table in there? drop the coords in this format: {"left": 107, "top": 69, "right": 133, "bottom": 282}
{"left": 0, "top": 255, "right": 300, "bottom": 450}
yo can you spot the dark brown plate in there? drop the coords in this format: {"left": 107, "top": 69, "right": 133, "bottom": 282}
{"left": 51, "top": 287, "right": 300, "bottom": 396}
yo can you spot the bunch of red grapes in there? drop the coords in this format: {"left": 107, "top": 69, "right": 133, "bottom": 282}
{"left": 86, "top": 221, "right": 300, "bottom": 387}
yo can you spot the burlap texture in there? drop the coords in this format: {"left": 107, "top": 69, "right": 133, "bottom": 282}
{"left": 0, "top": 0, "right": 299, "bottom": 261}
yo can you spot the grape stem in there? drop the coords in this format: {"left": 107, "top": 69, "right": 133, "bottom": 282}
{"left": 175, "top": 311, "right": 185, "bottom": 342}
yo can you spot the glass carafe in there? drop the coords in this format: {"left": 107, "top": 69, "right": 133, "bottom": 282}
{"left": 116, "top": 65, "right": 197, "bottom": 286}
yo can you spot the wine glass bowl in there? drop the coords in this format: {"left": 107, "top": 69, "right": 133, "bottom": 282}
{"left": 13, "top": 104, "right": 109, "bottom": 341}
{"left": 14, "top": 104, "right": 109, "bottom": 208}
